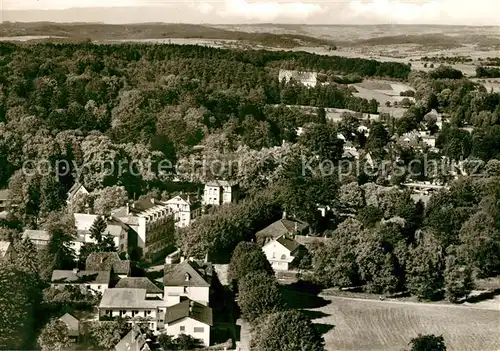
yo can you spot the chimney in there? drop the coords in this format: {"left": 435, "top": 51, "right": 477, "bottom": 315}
{"left": 180, "top": 256, "right": 185, "bottom": 263}
{"left": 294, "top": 222, "right": 298, "bottom": 233}
{"left": 282, "top": 211, "right": 287, "bottom": 220}
{"left": 150, "top": 198, "right": 155, "bottom": 204}
{"left": 126, "top": 202, "right": 129, "bottom": 215}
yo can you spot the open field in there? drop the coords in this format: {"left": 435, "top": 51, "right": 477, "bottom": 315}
{"left": 308, "top": 295, "right": 500, "bottom": 351}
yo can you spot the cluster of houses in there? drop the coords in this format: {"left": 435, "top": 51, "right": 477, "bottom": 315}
{"left": 16, "top": 180, "right": 239, "bottom": 263}
{"left": 48, "top": 251, "right": 213, "bottom": 348}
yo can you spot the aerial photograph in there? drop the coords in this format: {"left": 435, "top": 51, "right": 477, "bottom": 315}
{"left": 0, "top": 0, "right": 499, "bottom": 350}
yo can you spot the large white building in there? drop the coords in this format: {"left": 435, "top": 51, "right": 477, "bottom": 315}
{"left": 112, "top": 198, "right": 175, "bottom": 257}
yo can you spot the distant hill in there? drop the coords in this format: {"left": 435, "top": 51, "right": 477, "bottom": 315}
{"left": 0, "top": 22, "right": 337, "bottom": 48}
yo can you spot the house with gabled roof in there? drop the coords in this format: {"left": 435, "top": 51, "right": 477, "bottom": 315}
{"left": 163, "top": 260, "right": 212, "bottom": 307}
{"left": 256, "top": 213, "right": 309, "bottom": 246}
{"left": 98, "top": 288, "right": 166, "bottom": 332}
{"left": 262, "top": 234, "right": 303, "bottom": 271}
{"left": 67, "top": 182, "right": 89, "bottom": 204}
{"left": 51, "top": 268, "right": 111, "bottom": 294}
{"left": 86, "top": 252, "right": 131, "bottom": 279}
{"left": 115, "top": 277, "right": 163, "bottom": 299}
{"left": 165, "top": 299, "right": 212, "bottom": 347}
{"left": 58, "top": 313, "right": 80, "bottom": 341}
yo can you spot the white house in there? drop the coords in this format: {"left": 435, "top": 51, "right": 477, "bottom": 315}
{"left": 165, "top": 195, "right": 202, "bottom": 228}
{"left": 51, "top": 268, "right": 111, "bottom": 294}
{"left": 164, "top": 260, "right": 211, "bottom": 307}
{"left": 98, "top": 288, "right": 166, "bottom": 332}
{"left": 203, "top": 180, "right": 239, "bottom": 206}
{"left": 67, "top": 183, "right": 89, "bottom": 204}
{"left": 165, "top": 299, "right": 212, "bottom": 347}
{"left": 262, "top": 234, "right": 302, "bottom": 271}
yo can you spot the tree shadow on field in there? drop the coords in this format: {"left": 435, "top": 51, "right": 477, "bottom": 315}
{"left": 281, "top": 280, "right": 330, "bottom": 309}
{"left": 314, "top": 323, "right": 335, "bottom": 336}
{"left": 464, "top": 288, "right": 500, "bottom": 304}
{"left": 301, "top": 310, "right": 330, "bottom": 320}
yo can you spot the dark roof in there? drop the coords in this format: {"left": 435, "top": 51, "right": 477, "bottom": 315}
{"left": 276, "top": 235, "right": 301, "bottom": 253}
{"left": 256, "top": 218, "right": 309, "bottom": 241}
{"left": 165, "top": 299, "right": 213, "bottom": 326}
{"left": 164, "top": 261, "right": 211, "bottom": 287}
{"left": 115, "top": 277, "right": 163, "bottom": 294}
{"left": 58, "top": 313, "right": 79, "bottom": 336}
{"left": 85, "top": 252, "right": 131, "bottom": 275}
{"left": 51, "top": 270, "right": 111, "bottom": 285}
{"left": 130, "top": 198, "right": 166, "bottom": 212}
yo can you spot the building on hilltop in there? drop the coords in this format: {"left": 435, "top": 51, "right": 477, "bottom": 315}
{"left": 279, "top": 69, "right": 318, "bottom": 88}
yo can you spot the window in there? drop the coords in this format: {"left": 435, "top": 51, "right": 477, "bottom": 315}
{"left": 147, "top": 310, "right": 152, "bottom": 315}
{"left": 194, "top": 327, "right": 204, "bottom": 333}
{"left": 97, "top": 285, "right": 101, "bottom": 290}
{"left": 281, "top": 254, "right": 287, "bottom": 260}
{"left": 106, "top": 310, "right": 112, "bottom": 316}
{"left": 272, "top": 252, "right": 276, "bottom": 258}
{"left": 184, "top": 286, "right": 188, "bottom": 293}
{"left": 180, "top": 326, "right": 185, "bottom": 332}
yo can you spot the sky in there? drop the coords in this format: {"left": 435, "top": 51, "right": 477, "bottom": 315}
{"left": 2, "top": 0, "right": 500, "bottom": 25}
